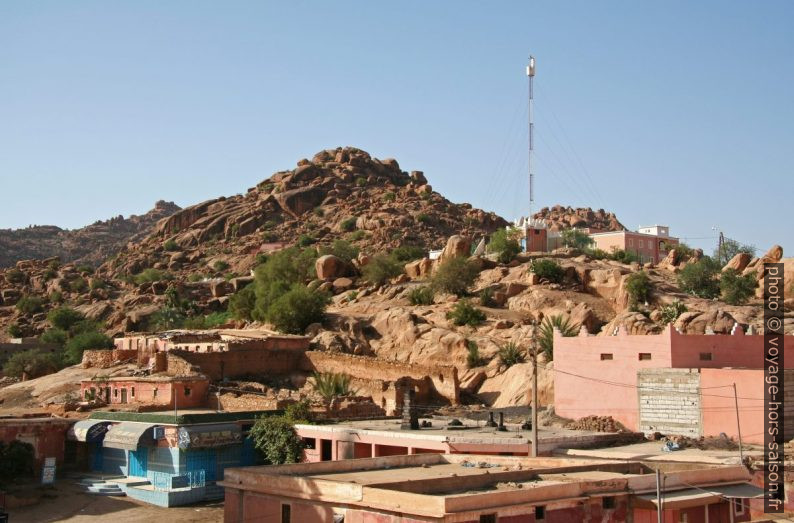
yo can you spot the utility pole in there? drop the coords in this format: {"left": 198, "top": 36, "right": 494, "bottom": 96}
{"left": 733, "top": 383, "right": 744, "bottom": 464}
{"left": 656, "top": 468, "right": 663, "bottom": 523}
{"left": 530, "top": 324, "right": 539, "bottom": 458}
{"left": 527, "top": 55, "right": 536, "bottom": 219}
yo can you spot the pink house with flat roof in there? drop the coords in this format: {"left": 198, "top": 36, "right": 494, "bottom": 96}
{"left": 589, "top": 225, "right": 678, "bottom": 264}
{"left": 554, "top": 324, "right": 794, "bottom": 444}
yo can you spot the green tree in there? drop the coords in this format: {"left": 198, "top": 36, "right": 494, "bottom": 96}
{"left": 677, "top": 257, "right": 721, "bottom": 298}
{"left": 487, "top": 228, "right": 521, "bottom": 263}
{"left": 714, "top": 239, "right": 756, "bottom": 266}
{"left": 529, "top": 259, "right": 564, "bottom": 283}
{"left": 361, "top": 254, "right": 403, "bottom": 285}
{"left": 538, "top": 315, "right": 579, "bottom": 361}
{"left": 0, "top": 440, "right": 36, "bottom": 481}
{"left": 40, "top": 328, "right": 68, "bottom": 347}
{"left": 249, "top": 416, "right": 303, "bottom": 465}
{"left": 267, "top": 285, "right": 329, "bottom": 334}
{"left": 319, "top": 240, "right": 360, "bottom": 263}
{"left": 3, "top": 350, "right": 60, "bottom": 378}
{"left": 625, "top": 271, "right": 652, "bottom": 310}
{"left": 48, "top": 307, "right": 85, "bottom": 331}
{"left": 64, "top": 331, "right": 113, "bottom": 365}
{"left": 561, "top": 229, "right": 593, "bottom": 250}
{"left": 252, "top": 247, "right": 317, "bottom": 321}
{"left": 720, "top": 269, "right": 757, "bottom": 305}
{"left": 446, "top": 300, "right": 486, "bottom": 326}
{"left": 15, "top": 296, "right": 45, "bottom": 314}
{"left": 431, "top": 257, "right": 479, "bottom": 296}
{"left": 229, "top": 285, "right": 256, "bottom": 321}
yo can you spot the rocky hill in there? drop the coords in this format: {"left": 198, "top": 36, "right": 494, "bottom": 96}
{"left": 0, "top": 200, "right": 181, "bottom": 268}
{"left": 533, "top": 205, "right": 625, "bottom": 232}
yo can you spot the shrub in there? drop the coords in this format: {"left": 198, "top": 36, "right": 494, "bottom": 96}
{"left": 487, "top": 229, "right": 521, "bottom": 263}
{"left": 15, "top": 296, "right": 44, "bottom": 314}
{"left": 361, "top": 254, "right": 403, "bottom": 285}
{"left": 163, "top": 239, "right": 180, "bottom": 251}
{"left": 466, "top": 340, "right": 482, "bottom": 368}
{"left": 267, "top": 285, "right": 329, "bottom": 334}
{"left": 284, "top": 400, "right": 313, "bottom": 424}
{"left": 0, "top": 440, "right": 36, "bottom": 481}
{"left": 583, "top": 247, "right": 609, "bottom": 260}
{"left": 390, "top": 246, "right": 426, "bottom": 263}
{"left": 670, "top": 243, "right": 694, "bottom": 264}
{"left": 90, "top": 279, "right": 106, "bottom": 290}
{"left": 538, "top": 315, "right": 579, "bottom": 361}
{"left": 133, "top": 269, "right": 173, "bottom": 285}
{"left": 625, "top": 271, "right": 652, "bottom": 310}
{"left": 2, "top": 350, "right": 60, "bottom": 379}
{"left": 561, "top": 229, "right": 593, "bottom": 250}
{"left": 340, "top": 217, "right": 357, "bottom": 232}
{"left": 714, "top": 239, "right": 756, "bottom": 266}
{"left": 319, "top": 240, "right": 359, "bottom": 263}
{"left": 408, "top": 286, "right": 434, "bottom": 306}
{"left": 69, "top": 277, "right": 88, "bottom": 293}
{"left": 416, "top": 213, "right": 431, "bottom": 224}
{"left": 297, "top": 234, "right": 316, "bottom": 247}
{"left": 43, "top": 268, "right": 57, "bottom": 280}
{"left": 659, "top": 300, "right": 687, "bottom": 324}
{"left": 188, "top": 273, "right": 204, "bottom": 283}
{"left": 7, "top": 323, "right": 23, "bottom": 338}
{"left": 529, "top": 259, "right": 564, "bottom": 283}
{"left": 149, "top": 307, "right": 186, "bottom": 331}
{"left": 609, "top": 249, "right": 639, "bottom": 264}
{"left": 446, "top": 300, "right": 486, "bottom": 327}
{"left": 182, "top": 311, "right": 233, "bottom": 329}
{"left": 229, "top": 285, "right": 256, "bottom": 321}
{"left": 498, "top": 342, "right": 525, "bottom": 367}
{"left": 5, "top": 268, "right": 25, "bottom": 284}
{"left": 40, "top": 328, "right": 67, "bottom": 347}
{"left": 313, "top": 207, "right": 324, "bottom": 217}
{"left": 251, "top": 247, "right": 318, "bottom": 321}
{"left": 677, "top": 257, "right": 721, "bottom": 298}
{"left": 76, "top": 263, "right": 94, "bottom": 275}
{"left": 311, "top": 372, "right": 354, "bottom": 400}
{"left": 48, "top": 306, "right": 85, "bottom": 331}
{"left": 355, "top": 176, "right": 367, "bottom": 187}
{"left": 213, "top": 260, "right": 230, "bottom": 272}
{"left": 49, "top": 291, "right": 63, "bottom": 303}
{"left": 720, "top": 269, "right": 757, "bottom": 305}
{"left": 249, "top": 416, "right": 303, "bottom": 465}
{"left": 383, "top": 191, "right": 396, "bottom": 202}
{"left": 64, "top": 331, "right": 113, "bottom": 365}
{"left": 431, "top": 257, "right": 479, "bottom": 296}
{"left": 348, "top": 230, "right": 366, "bottom": 241}
{"left": 479, "top": 287, "right": 496, "bottom": 307}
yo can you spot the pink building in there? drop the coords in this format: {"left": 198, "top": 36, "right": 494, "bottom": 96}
{"left": 554, "top": 324, "right": 794, "bottom": 443}
{"left": 588, "top": 225, "right": 678, "bottom": 264}
{"left": 80, "top": 375, "right": 209, "bottom": 409}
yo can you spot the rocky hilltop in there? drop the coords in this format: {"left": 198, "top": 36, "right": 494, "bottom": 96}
{"left": 0, "top": 200, "right": 181, "bottom": 268}
{"left": 533, "top": 205, "right": 625, "bottom": 232}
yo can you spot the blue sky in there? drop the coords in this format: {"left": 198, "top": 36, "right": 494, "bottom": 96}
{"left": 1, "top": 1, "right": 791, "bottom": 255}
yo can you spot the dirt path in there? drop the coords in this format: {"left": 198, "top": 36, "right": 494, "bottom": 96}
{"left": 7, "top": 482, "right": 223, "bottom": 523}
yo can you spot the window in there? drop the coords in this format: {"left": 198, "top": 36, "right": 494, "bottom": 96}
{"left": 699, "top": 352, "right": 713, "bottom": 361}
{"left": 153, "top": 388, "right": 158, "bottom": 398}
{"left": 534, "top": 506, "right": 546, "bottom": 520}
{"left": 600, "top": 353, "right": 613, "bottom": 361}
{"left": 638, "top": 353, "right": 652, "bottom": 361}
{"left": 629, "top": 238, "right": 634, "bottom": 247}
{"left": 184, "top": 387, "right": 191, "bottom": 396}
{"left": 479, "top": 515, "right": 496, "bottom": 523}
{"left": 679, "top": 514, "right": 688, "bottom": 523}
{"left": 114, "top": 388, "right": 118, "bottom": 397}
{"left": 733, "top": 498, "right": 746, "bottom": 515}
{"left": 131, "top": 387, "right": 135, "bottom": 397}
{"left": 281, "top": 503, "right": 291, "bottom": 523}
{"left": 602, "top": 496, "right": 616, "bottom": 509}
{"left": 302, "top": 437, "right": 317, "bottom": 450}
{"left": 639, "top": 240, "right": 644, "bottom": 248}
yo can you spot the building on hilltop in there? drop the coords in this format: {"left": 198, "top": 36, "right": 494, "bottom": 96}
{"left": 219, "top": 453, "right": 760, "bottom": 522}
{"left": 588, "top": 224, "right": 678, "bottom": 264}
{"left": 554, "top": 323, "right": 794, "bottom": 444}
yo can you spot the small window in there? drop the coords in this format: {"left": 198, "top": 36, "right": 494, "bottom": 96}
{"left": 600, "top": 353, "right": 613, "bottom": 361}
{"left": 479, "top": 515, "right": 496, "bottom": 523}
{"left": 638, "top": 353, "right": 652, "bottom": 361}
{"left": 639, "top": 240, "right": 644, "bottom": 248}
{"left": 602, "top": 496, "right": 616, "bottom": 509}
{"left": 629, "top": 239, "right": 634, "bottom": 247}
{"left": 131, "top": 387, "right": 135, "bottom": 397}
{"left": 535, "top": 506, "right": 546, "bottom": 520}
{"left": 679, "top": 514, "right": 688, "bottom": 523}
{"left": 733, "top": 498, "right": 746, "bottom": 515}
{"left": 184, "top": 387, "right": 191, "bottom": 396}
{"left": 153, "top": 388, "right": 158, "bottom": 398}
{"left": 302, "top": 437, "right": 317, "bottom": 450}
{"left": 281, "top": 503, "right": 291, "bottom": 523}
{"left": 114, "top": 388, "right": 118, "bottom": 397}
{"left": 699, "top": 352, "right": 713, "bottom": 361}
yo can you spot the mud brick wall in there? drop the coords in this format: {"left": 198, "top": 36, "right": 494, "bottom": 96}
{"left": 167, "top": 347, "right": 305, "bottom": 380}
{"left": 638, "top": 368, "right": 701, "bottom": 437}
{"left": 81, "top": 349, "right": 138, "bottom": 368}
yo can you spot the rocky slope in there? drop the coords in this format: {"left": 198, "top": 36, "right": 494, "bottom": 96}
{"left": 0, "top": 200, "right": 181, "bottom": 268}
{"left": 532, "top": 205, "right": 625, "bottom": 232}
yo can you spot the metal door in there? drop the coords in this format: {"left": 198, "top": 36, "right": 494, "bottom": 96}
{"left": 120, "top": 388, "right": 127, "bottom": 403}
{"left": 128, "top": 449, "right": 148, "bottom": 477}
{"left": 185, "top": 449, "right": 217, "bottom": 481}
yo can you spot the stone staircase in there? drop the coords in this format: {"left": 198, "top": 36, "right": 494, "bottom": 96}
{"left": 76, "top": 477, "right": 127, "bottom": 496}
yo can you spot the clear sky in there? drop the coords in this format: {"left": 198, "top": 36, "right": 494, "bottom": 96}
{"left": 1, "top": 1, "right": 791, "bottom": 255}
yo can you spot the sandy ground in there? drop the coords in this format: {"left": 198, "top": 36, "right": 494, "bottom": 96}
{"left": 6, "top": 481, "right": 223, "bottom": 523}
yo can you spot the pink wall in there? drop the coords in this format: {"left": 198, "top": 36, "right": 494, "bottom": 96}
{"left": 589, "top": 231, "right": 678, "bottom": 263}
{"left": 700, "top": 368, "right": 765, "bottom": 444}
{"left": 80, "top": 378, "right": 208, "bottom": 408}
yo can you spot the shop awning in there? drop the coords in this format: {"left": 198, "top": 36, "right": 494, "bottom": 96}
{"left": 103, "top": 422, "right": 156, "bottom": 451}
{"left": 177, "top": 423, "right": 242, "bottom": 449}
{"left": 633, "top": 483, "right": 764, "bottom": 510}
{"left": 67, "top": 420, "right": 112, "bottom": 443}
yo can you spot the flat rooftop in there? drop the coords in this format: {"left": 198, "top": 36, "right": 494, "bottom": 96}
{"left": 220, "top": 453, "right": 754, "bottom": 519}
{"left": 89, "top": 408, "right": 279, "bottom": 426}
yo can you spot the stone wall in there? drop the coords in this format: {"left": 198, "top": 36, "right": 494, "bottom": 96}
{"left": 301, "top": 351, "right": 459, "bottom": 405}
{"left": 81, "top": 349, "right": 138, "bottom": 368}
{"left": 638, "top": 368, "right": 701, "bottom": 437}
{"left": 167, "top": 347, "right": 305, "bottom": 380}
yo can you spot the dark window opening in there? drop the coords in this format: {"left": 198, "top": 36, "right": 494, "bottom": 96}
{"left": 281, "top": 503, "right": 291, "bottom": 523}
{"left": 638, "top": 353, "right": 652, "bottom": 361}
{"left": 131, "top": 387, "right": 135, "bottom": 397}
{"left": 602, "top": 496, "right": 616, "bottom": 509}
{"left": 699, "top": 352, "right": 713, "bottom": 361}
{"left": 535, "top": 506, "right": 546, "bottom": 520}
{"left": 479, "top": 515, "right": 496, "bottom": 523}
{"left": 600, "top": 353, "right": 613, "bottom": 360}
{"left": 184, "top": 387, "right": 191, "bottom": 396}
{"left": 302, "top": 437, "right": 317, "bottom": 450}
{"left": 320, "top": 439, "right": 332, "bottom": 461}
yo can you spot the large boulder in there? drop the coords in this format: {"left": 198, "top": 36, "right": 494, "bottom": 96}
{"left": 315, "top": 255, "right": 348, "bottom": 280}
{"left": 275, "top": 186, "right": 325, "bottom": 218}
{"left": 722, "top": 252, "right": 752, "bottom": 273}
{"left": 598, "top": 312, "right": 661, "bottom": 336}
{"left": 405, "top": 258, "right": 434, "bottom": 279}
{"left": 674, "top": 310, "right": 736, "bottom": 334}
{"left": 437, "top": 235, "right": 472, "bottom": 265}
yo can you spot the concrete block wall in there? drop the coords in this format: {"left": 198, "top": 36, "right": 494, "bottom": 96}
{"left": 638, "top": 368, "right": 701, "bottom": 437}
